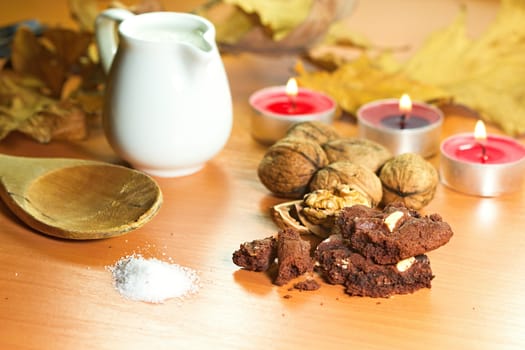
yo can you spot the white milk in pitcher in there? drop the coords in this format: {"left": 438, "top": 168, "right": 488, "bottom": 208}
{"left": 131, "top": 28, "right": 211, "bottom": 51}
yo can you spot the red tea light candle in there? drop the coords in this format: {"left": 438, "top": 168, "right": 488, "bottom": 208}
{"left": 440, "top": 120, "right": 525, "bottom": 196}
{"left": 357, "top": 95, "right": 443, "bottom": 157}
{"left": 249, "top": 78, "right": 336, "bottom": 144}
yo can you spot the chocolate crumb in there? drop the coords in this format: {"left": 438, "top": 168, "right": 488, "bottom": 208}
{"left": 294, "top": 279, "right": 321, "bottom": 291}
{"left": 232, "top": 236, "right": 277, "bottom": 272}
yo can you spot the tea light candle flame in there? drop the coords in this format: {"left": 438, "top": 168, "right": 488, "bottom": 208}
{"left": 474, "top": 120, "right": 488, "bottom": 163}
{"left": 286, "top": 78, "right": 298, "bottom": 111}
{"left": 398, "top": 93, "right": 412, "bottom": 129}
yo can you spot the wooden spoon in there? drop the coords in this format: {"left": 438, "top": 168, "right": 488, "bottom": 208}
{"left": 0, "top": 154, "right": 162, "bottom": 240}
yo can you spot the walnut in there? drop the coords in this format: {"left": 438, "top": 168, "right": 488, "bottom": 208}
{"left": 271, "top": 185, "right": 371, "bottom": 238}
{"left": 322, "top": 138, "right": 392, "bottom": 173}
{"left": 309, "top": 161, "right": 383, "bottom": 206}
{"left": 379, "top": 153, "right": 438, "bottom": 210}
{"left": 286, "top": 121, "right": 340, "bottom": 145}
{"left": 258, "top": 137, "right": 328, "bottom": 198}
{"left": 302, "top": 185, "right": 370, "bottom": 224}
{"left": 301, "top": 185, "right": 371, "bottom": 237}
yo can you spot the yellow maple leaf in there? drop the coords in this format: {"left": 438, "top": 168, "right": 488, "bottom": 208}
{"left": 296, "top": 55, "right": 448, "bottom": 116}
{"left": 403, "top": 0, "right": 525, "bottom": 136}
{"left": 210, "top": 4, "right": 255, "bottom": 45}
{"left": 299, "top": 0, "right": 525, "bottom": 136}
{"left": 224, "top": 0, "right": 313, "bottom": 40}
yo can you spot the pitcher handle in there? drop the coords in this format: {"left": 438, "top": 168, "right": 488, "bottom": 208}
{"left": 95, "top": 8, "right": 135, "bottom": 73}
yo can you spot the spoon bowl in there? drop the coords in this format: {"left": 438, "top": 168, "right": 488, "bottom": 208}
{"left": 0, "top": 154, "right": 162, "bottom": 239}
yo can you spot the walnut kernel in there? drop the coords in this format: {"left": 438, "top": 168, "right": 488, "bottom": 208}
{"left": 301, "top": 185, "right": 371, "bottom": 237}
{"left": 302, "top": 185, "right": 370, "bottom": 225}
{"left": 309, "top": 161, "right": 383, "bottom": 206}
{"left": 272, "top": 184, "right": 371, "bottom": 238}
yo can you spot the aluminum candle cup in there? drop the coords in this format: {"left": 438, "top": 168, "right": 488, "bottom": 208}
{"left": 440, "top": 133, "right": 525, "bottom": 197}
{"left": 249, "top": 85, "right": 336, "bottom": 144}
{"left": 357, "top": 98, "right": 444, "bottom": 157}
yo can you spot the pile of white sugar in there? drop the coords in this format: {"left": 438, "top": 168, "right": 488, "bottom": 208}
{"left": 108, "top": 254, "right": 199, "bottom": 303}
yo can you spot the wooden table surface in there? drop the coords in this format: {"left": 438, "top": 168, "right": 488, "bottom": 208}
{"left": 1, "top": 1, "right": 524, "bottom": 349}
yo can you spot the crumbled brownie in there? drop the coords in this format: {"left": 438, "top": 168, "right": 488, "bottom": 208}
{"left": 316, "top": 234, "right": 434, "bottom": 298}
{"left": 294, "top": 278, "right": 321, "bottom": 291}
{"left": 274, "top": 228, "right": 314, "bottom": 286}
{"left": 314, "top": 234, "right": 353, "bottom": 284}
{"left": 336, "top": 203, "right": 453, "bottom": 264}
{"left": 232, "top": 236, "right": 277, "bottom": 271}
{"left": 231, "top": 201, "right": 452, "bottom": 299}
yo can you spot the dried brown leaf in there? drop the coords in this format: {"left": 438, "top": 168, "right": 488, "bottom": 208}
{"left": 69, "top": 0, "right": 99, "bottom": 32}
{"left": 11, "top": 27, "right": 66, "bottom": 97}
{"left": 0, "top": 112, "right": 19, "bottom": 140}
{"left": 0, "top": 74, "right": 88, "bottom": 142}
{"left": 43, "top": 28, "right": 92, "bottom": 68}
{"left": 18, "top": 103, "right": 88, "bottom": 143}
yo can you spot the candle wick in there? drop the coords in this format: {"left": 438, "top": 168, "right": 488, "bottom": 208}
{"left": 289, "top": 95, "right": 297, "bottom": 112}
{"left": 400, "top": 114, "right": 407, "bottom": 129}
{"left": 479, "top": 142, "right": 488, "bottom": 163}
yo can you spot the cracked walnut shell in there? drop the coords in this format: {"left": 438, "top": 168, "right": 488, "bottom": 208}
{"left": 258, "top": 137, "right": 329, "bottom": 198}
{"left": 379, "top": 153, "right": 438, "bottom": 210}
{"left": 271, "top": 185, "right": 371, "bottom": 238}
{"left": 302, "top": 185, "right": 371, "bottom": 226}
{"left": 309, "top": 161, "right": 383, "bottom": 206}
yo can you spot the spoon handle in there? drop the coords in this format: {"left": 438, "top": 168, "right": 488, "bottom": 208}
{"left": 0, "top": 154, "right": 21, "bottom": 178}
{"left": 0, "top": 153, "right": 95, "bottom": 189}
{"left": 0, "top": 154, "right": 49, "bottom": 180}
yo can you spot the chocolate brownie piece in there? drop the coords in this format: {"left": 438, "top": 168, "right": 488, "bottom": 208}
{"left": 343, "top": 254, "right": 434, "bottom": 297}
{"left": 294, "top": 278, "right": 321, "bottom": 291}
{"left": 313, "top": 234, "right": 353, "bottom": 284}
{"left": 274, "top": 228, "right": 314, "bottom": 286}
{"left": 331, "top": 204, "right": 378, "bottom": 237}
{"left": 315, "top": 234, "right": 434, "bottom": 298}
{"left": 232, "top": 236, "right": 277, "bottom": 271}
{"left": 335, "top": 203, "right": 453, "bottom": 264}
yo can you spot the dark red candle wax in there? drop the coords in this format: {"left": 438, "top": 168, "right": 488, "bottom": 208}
{"left": 381, "top": 115, "right": 430, "bottom": 129}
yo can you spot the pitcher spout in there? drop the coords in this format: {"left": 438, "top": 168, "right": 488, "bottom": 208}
{"left": 178, "top": 18, "right": 216, "bottom": 63}
{"left": 181, "top": 28, "right": 214, "bottom": 61}
{"left": 96, "top": 11, "right": 218, "bottom": 72}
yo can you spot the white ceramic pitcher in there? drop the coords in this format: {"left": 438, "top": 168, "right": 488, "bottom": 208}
{"left": 95, "top": 9, "right": 232, "bottom": 177}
